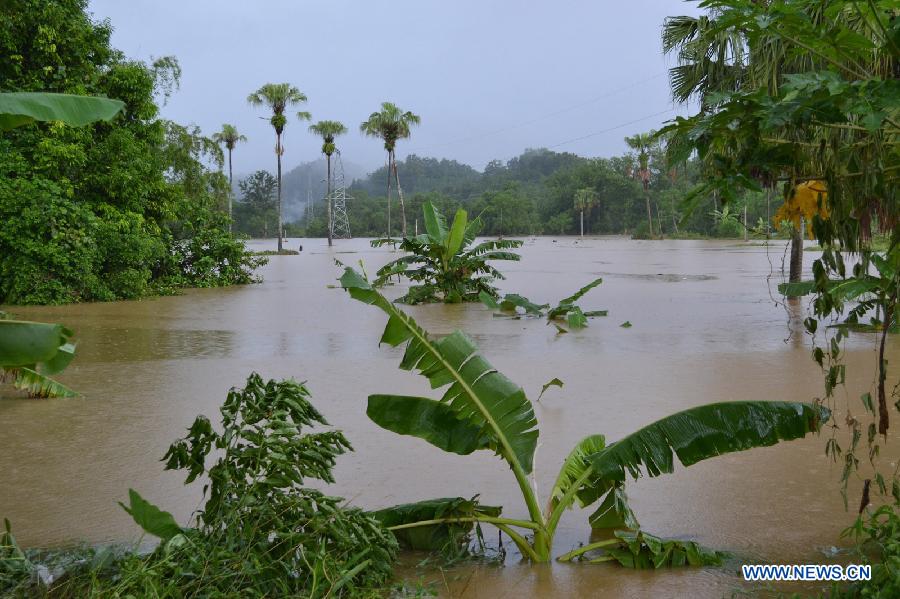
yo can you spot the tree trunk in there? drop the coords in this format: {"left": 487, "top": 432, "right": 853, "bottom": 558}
{"left": 789, "top": 226, "right": 803, "bottom": 282}
{"left": 580, "top": 210, "right": 584, "bottom": 237}
{"left": 877, "top": 299, "right": 894, "bottom": 436}
{"left": 228, "top": 148, "right": 233, "bottom": 234}
{"left": 326, "top": 153, "right": 333, "bottom": 247}
{"left": 670, "top": 194, "right": 679, "bottom": 234}
{"left": 385, "top": 153, "right": 392, "bottom": 237}
{"left": 644, "top": 187, "right": 653, "bottom": 238}
{"left": 276, "top": 133, "right": 283, "bottom": 252}
{"left": 394, "top": 152, "right": 407, "bottom": 236}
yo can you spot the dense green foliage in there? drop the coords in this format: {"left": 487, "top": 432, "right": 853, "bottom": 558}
{"left": 372, "top": 201, "right": 522, "bottom": 304}
{"left": 0, "top": 0, "right": 262, "bottom": 305}
{"left": 299, "top": 148, "right": 781, "bottom": 239}
{"left": 341, "top": 265, "right": 829, "bottom": 563}
{"left": 0, "top": 374, "right": 398, "bottom": 597}
{"left": 838, "top": 502, "right": 900, "bottom": 598}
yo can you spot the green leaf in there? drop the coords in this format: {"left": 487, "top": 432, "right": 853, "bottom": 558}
{"left": 548, "top": 434, "right": 607, "bottom": 514}
{"left": 341, "top": 267, "right": 540, "bottom": 474}
{"left": 0, "top": 320, "right": 68, "bottom": 367}
{"left": 566, "top": 307, "right": 588, "bottom": 329}
{"left": 421, "top": 201, "right": 447, "bottom": 243}
{"left": 367, "top": 395, "right": 492, "bottom": 455}
{"left": 370, "top": 497, "right": 501, "bottom": 551}
{"left": 0, "top": 92, "right": 124, "bottom": 131}
{"left": 445, "top": 208, "right": 468, "bottom": 259}
{"left": 588, "top": 401, "right": 830, "bottom": 484}
{"left": 11, "top": 367, "right": 78, "bottom": 398}
{"left": 479, "top": 291, "right": 500, "bottom": 309}
{"left": 119, "top": 488, "right": 181, "bottom": 541}
{"left": 538, "top": 378, "right": 564, "bottom": 401}
{"left": 620, "top": 321, "right": 632, "bottom": 328}
{"left": 588, "top": 485, "right": 639, "bottom": 530}
{"left": 499, "top": 294, "right": 548, "bottom": 315}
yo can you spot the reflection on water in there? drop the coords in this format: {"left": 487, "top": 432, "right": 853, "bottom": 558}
{"left": 2, "top": 236, "right": 898, "bottom": 598}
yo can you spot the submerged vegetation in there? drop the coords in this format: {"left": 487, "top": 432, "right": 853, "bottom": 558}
{"left": 481, "top": 277, "right": 607, "bottom": 332}
{"left": 340, "top": 265, "right": 828, "bottom": 563}
{"left": 372, "top": 201, "right": 522, "bottom": 304}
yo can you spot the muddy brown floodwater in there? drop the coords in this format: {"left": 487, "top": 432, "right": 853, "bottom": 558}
{"left": 2, "top": 237, "right": 898, "bottom": 598}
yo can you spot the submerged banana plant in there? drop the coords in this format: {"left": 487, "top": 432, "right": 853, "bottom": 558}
{"left": 481, "top": 277, "right": 608, "bottom": 332}
{"left": 341, "top": 266, "right": 829, "bottom": 564}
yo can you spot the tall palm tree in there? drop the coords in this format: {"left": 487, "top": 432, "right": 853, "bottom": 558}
{"left": 574, "top": 188, "right": 599, "bottom": 238}
{"left": 625, "top": 132, "right": 655, "bottom": 238}
{"left": 308, "top": 120, "right": 348, "bottom": 247}
{"left": 360, "top": 102, "right": 420, "bottom": 237}
{"left": 247, "top": 83, "right": 310, "bottom": 252}
{"left": 212, "top": 124, "right": 247, "bottom": 232}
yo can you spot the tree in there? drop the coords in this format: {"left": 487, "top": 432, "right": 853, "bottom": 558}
{"left": 308, "top": 120, "right": 347, "bottom": 247}
{"left": 0, "top": 1, "right": 260, "bottom": 305}
{"left": 360, "top": 102, "right": 420, "bottom": 237}
{"left": 212, "top": 124, "right": 247, "bottom": 232}
{"left": 247, "top": 83, "right": 310, "bottom": 252}
{"left": 573, "top": 188, "right": 599, "bottom": 237}
{"left": 624, "top": 132, "right": 657, "bottom": 238}
{"left": 235, "top": 170, "right": 277, "bottom": 238}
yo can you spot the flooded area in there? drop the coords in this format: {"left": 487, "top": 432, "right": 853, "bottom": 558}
{"left": 2, "top": 237, "right": 898, "bottom": 597}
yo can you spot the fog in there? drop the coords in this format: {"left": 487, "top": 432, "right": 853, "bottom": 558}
{"left": 87, "top": 0, "right": 701, "bottom": 176}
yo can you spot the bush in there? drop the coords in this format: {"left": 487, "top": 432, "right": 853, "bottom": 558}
{"left": 0, "top": 374, "right": 398, "bottom": 598}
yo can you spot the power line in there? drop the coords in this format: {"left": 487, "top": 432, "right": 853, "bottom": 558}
{"left": 408, "top": 71, "right": 669, "bottom": 151}
{"left": 547, "top": 107, "right": 678, "bottom": 149}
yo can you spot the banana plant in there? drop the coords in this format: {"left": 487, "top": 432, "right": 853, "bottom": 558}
{"left": 371, "top": 201, "right": 522, "bottom": 304}
{"left": 341, "top": 266, "right": 830, "bottom": 563}
{"left": 481, "top": 278, "right": 608, "bottom": 332}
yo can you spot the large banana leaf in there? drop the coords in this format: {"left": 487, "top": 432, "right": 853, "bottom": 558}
{"left": 0, "top": 92, "right": 124, "bottom": 131}
{"left": 0, "top": 321, "right": 72, "bottom": 367}
{"left": 367, "top": 395, "right": 492, "bottom": 455}
{"left": 586, "top": 401, "right": 829, "bottom": 492}
{"left": 370, "top": 497, "right": 501, "bottom": 551}
{"left": 341, "top": 267, "right": 539, "bottom": 473}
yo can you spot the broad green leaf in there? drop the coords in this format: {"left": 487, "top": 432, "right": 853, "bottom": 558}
{"left": 341, "top": 267, "right": 539, "bottom": 474}
{"left": 550, "top": 278, "right": 603, "bottom": 314}
{"left": 370, "top": 497, "right": 501, "bottom": 551}
{"left": 499, "top": 294, "right": 548, "bottom": 315}
{"left": 367, "top": 395, "right": 492, "bottom": 455}
{"left": 479, "top": 291, "right": 500, "bottom": 309}
{"left": 588, "top": 484, "right": 639, "bottom": 530}
{"left": 588, "top": 401, "right": 829, "bottom": 485}
{"left": 119, "top": 488, "right": 181, "bottom": 541}
{"left": 0, "top": 92, "right": 124, "bottom": 131}
{"left": 0, "top": 320, "right": 67, "bottom": 367}
{"left": 421, "top": 201, "right": 447, "bottom": 243}
{"left": 38, "top": 342, "right": 76, "bottom": 376}
{"left": 566, "top": 307, "right": 588, "bottom": 329}
{"left": 445, "top": 208, "right": 468, "bottom": 259}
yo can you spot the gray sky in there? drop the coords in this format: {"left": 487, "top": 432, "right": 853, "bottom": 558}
{"left": 87, "top": 0, "right": 701, "bottom": 176}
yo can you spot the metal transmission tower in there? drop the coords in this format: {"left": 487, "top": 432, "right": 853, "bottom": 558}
{"left": 328, "top": 150, "right": 352, "bottom": 239}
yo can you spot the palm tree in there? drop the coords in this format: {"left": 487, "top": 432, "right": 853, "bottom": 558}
{"left": 308, "top": 120, "right": 348, "bottom": 247}
{"left": 247, "top": 83, "right": 310, "bottom": 252}
{"left": 625, "top": 132, "right": 655, "bottom": 238}
{"left": 573, "top": 188, "right": 599, "bottom": 238}
{"left": 360, "top": 102, "right": 420, "bottom": 237}
{"left": 212, "top": 124, "right": 247, "bottom": 232}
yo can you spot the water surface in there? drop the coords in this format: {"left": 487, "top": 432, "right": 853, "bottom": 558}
{"left": 2, "top": 237, "right": 897, "bottom": 597}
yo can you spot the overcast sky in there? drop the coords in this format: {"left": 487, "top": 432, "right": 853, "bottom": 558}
{"left": 87, "top": 0, "right": 701, "bottom": 176}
